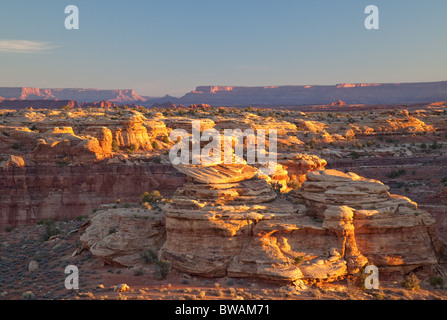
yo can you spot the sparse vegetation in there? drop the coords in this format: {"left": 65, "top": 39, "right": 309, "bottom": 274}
{"left": 152, "top": 140, "right": 160, "bottom": 150}
{"left": 141, "top": 190, "right": 163, "bottom": 205}
{"left": 429, "top": 276, "right": 444, "bottom": 289}
{"left": 155, "top": 260, "right": 170, "bottom": 280}
{"left": 387, "top": 169, "right": 406, "bottom": 179}
{"left": 133, "top": 268, "right": 144, "bottom": 276}
{"left": 141, "top": 248, "right": 158, "bottom": 264}
{"left": 349, "top": 151, "right": 360, "bottom": 159}
{"left": 38, "top": 218, "right": 60, "bottom": 242}
{"left": 161, "top": 135, "right": 170, "bottom": 144}
{"left": 293, "top": 256, "right": 304, "bottom": 266}
{"left": 111, "top": 139, "right": 119, "bottom": 152}
{"left": 401, "top": 274, "right": 421, "bottom": 291}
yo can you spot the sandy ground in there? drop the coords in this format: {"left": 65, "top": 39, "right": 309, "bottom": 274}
{"left": 1, "top": 219, "right": 446, "bottom": 301}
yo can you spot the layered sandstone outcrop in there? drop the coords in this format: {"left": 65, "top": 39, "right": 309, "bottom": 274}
{"left": 0, "top": 163, "right": 185, "bottom": 229}
{"left": 292, "top": 169, "right": 447, "bottom": 274}
{"left": 0, "top": 109, "right": 170, "bottom": 164}
{"left": 159, "top": 164, "right": 446, "bottom": 282}
{"left": 80, "top": 205, "right": 165, "bottom": 266}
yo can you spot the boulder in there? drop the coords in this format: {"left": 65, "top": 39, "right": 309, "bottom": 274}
{"left": 80, "top": 207, "right": 165, "bottom": 266}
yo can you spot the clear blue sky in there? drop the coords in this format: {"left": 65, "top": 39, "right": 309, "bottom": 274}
{"left": 0, "top": 0, "right": 446, "bottom": 97}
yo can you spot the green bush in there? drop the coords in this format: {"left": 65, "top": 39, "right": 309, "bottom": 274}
{"left": 155, "top": 260, "right": 171, "bottom": 280}
{"left": 39, "top": 218, "right": 60, "bottom": 242}
{"left": 387, "top": 169, "right": 406, "bottom": 179}
{"left": 141, "top": 248, "right": 158, "bottom": 264}
{"left": 401, "top": 274, "right": 421, "bottom": 290}
{"left": 350, "top": 151, "right": 360, "bottom": 159}
{"left": 429, "top": 276, "right": 444, "bottom": 288}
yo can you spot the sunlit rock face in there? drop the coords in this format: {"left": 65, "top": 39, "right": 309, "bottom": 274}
{"left": 160, "top": 163, "right": 446, "bottom": 281}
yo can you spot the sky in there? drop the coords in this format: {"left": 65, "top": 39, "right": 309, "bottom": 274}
{"left": 0, "top": 0, "right": 446, "bottom": 97}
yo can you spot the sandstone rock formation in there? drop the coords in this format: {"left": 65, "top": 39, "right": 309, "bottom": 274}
{"left": 0, "top": 163, "right": 185, "bottom": 229}
{"left": 293, "top": 169, "right": 447, "bottom": 274}
{"left": 159, "top": 164, "right": 446, "bottom": 282}
{"left": 80, "top": 205, "right": 165, "bottom": 266}
{"left": 0, "top": 109, "right": 170, "bottom": 165}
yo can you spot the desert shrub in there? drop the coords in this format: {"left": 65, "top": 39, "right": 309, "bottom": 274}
{"left": 350, "top": 151, "right": 360, "bottom": 159}
{"left": 111, "top": 139, "right": 119, "bottom": 152}
{"left": 152, "top": 140, "right": 160, "bottom": 150}
{"left": 293, "top": 256, "right": 304, "bottom": 266}
{"left": 366, "top": 140, "right": 375, "bottom": 147}
{"left": 59, "top": 156, "right": 70, "bottom": 166}
{"left": 12, "top": 143, "right": 20, "bottom": 150}
{"left": 387, "top": 169, "right": 406, "bottom": 179}
{"left": 429, "top": 276, "right": 444, "bottom": 289}
{"left": 133, "top": 268, "right": 144, "bottom": 276}
{"left": 141, "top": 248, "right": 158, "bottom": 264}
{"left": 4, "top": 225, "right": 13, "bottom": 232}
{"left": 430, "top": 140, "right": 441, "bottom": 150}
{"left": 38, "top": 218, "right": 60, "bottom": 242}
{"left": 22, "top": 291, "right": 35, "bottom": 300}
{"left": 287, "top": 180, "right": 301, "bottom": 190}
{"left": 141, "top": 191, "right": 162, "bottom": 204}
{"left": 401, "top": 274, "right": 421, "bottom": 290}
{"left": 152, "top": 155, "right": 161, "bottom": 163}
{"left": 305, "top": 138, "right": 318, "bottom": 150}
{"left": 155, "top": 260, "right": 170, "bottom": 279}
{"left": 161, "top": 135, "right": 170, "bottom": 144}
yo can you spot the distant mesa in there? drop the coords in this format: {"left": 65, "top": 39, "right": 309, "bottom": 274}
{"left": 0, "top": 87, "right": 146, "bottom": 103}
{"left": 178, "top": 81, "right": 447, "bottom": 106}
{"left": 331, "top": 100, "right": 346, "bottom": 106}
{"left": 335, "top": 83, "right": 381, "bottom": 88}
{"left": 1, "top": 81, "right": 447, "bottom": 107}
